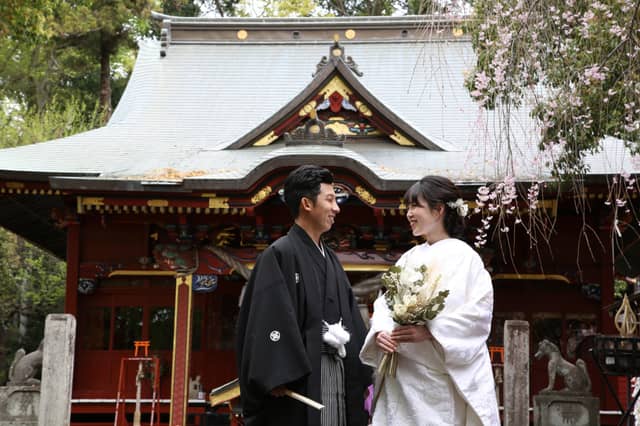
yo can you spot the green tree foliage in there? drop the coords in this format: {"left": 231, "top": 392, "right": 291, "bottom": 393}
{"left": 465, "top": 0, "right": 640, "bottom": 177}
{"left": 162, "top": 0, "right": 201, "bottom": 15}
{"left": 406, "top": 0, "right": 445, "bottom": 14}
{"left": 316, "top": 0, "right": 399, "bottom": 15}
{"left": 0, "top": 230, "right": 65, "bottom": 385}
{"left": 313, "top": 0, "right": 450, "bottom": 16}
{"left": 0, "top": 1, "right": 153, "bottom": 119}
{"left": 193, "top": 0, "right": 243, "bottom": 16}
{"left": 0, "top": 97, "right": 104, "bottom": 148}
{"left": 259, "top": 0, "right": 319, "bottom": 17}
{"left": 54, "top": 1, "right": 154, "bottom": 120}
{"left": 0, "top": 0, "right": 59, "bottom": 41}
{"left": 0, "top": 31, "right": 133, "bottom": 113}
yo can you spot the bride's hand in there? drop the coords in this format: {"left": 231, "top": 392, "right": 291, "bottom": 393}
{"left": 391, "top": 325, "right": 432, "bottom": 343}
{"left": 375, "top": 331, "right": 397, "bottom": 353}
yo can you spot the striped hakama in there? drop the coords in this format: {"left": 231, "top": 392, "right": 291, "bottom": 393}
{"left": 321, "top": 352, "right": 346, "bottom": 426}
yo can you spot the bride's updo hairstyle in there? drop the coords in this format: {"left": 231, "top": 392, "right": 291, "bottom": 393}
{"left": 403, "top": 175, "right": 466, "bottom": 239}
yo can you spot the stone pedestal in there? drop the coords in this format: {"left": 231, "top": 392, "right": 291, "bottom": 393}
{"left": 534, "top": 393, "right": 599, "bottom": 426}
{"left": 0, "top": 386, "right": 40, "bottom": 426}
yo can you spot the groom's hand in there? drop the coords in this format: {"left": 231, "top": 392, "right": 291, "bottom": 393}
{"left": 391, "top": 325, "right": 432, "bottom": 343}
{"left": 375, "top": 331, "right": 398, "bottom": 353}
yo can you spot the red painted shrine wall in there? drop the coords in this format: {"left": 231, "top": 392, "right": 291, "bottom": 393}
{"left": 74, "top": 217, "right": 242, "bottom": 404}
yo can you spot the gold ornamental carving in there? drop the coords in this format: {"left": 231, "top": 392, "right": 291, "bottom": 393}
{"left": 147, "top": 199, "right": 169, "bottom": 207}
{"left": 354, "top": 101, "right": 372, "bottom": 117}
{"left": 77, "top": 196, "right": 104, "bottom": 213}
{"left": 207, "top": 196, "right": 230, "bottom": 209}
{"left": 237, "top": 30, "right": 248, "bottom": 40}
{"left": 251, "top": 186, "right": 273, "bottom": 205}
{"left": 355, "top": 186, "right": 376, "bottom": 205}
{"left": 320, "top": 77, "right": 353, "bottom": 100}
{"left": 298, "top": 101, "right": 318, "bottom": 117}
{"left": 615, "top": 294, "right": 638, "bottom": 337}
{"left": 253, "top": 131, "right": 278, "bottom": 146}
{"left": 325, "top": 119, "right": 350, "bottom": 135}
{"left": 390, "top": 130, "right": 415, "bottom": 146}
{"left": 81, "top": 197, "right": 104, "bottom": 206}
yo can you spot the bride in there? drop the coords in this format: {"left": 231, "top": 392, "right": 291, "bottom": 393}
{"left": 359, "top": 176, "right": 500, "bottom": 426}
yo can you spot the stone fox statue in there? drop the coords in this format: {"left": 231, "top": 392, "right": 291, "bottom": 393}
{"left": 534, "top": 339, "right": 591, "bottom": 393}
{"left": 7, "top": 340, "right": 44, "bottom": 386}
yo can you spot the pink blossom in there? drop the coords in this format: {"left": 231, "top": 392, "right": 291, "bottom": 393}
{"left": 582, "top": 11, "right": 595, "bottom": 22}
{"left": 583, "top": 65, "right": 606, "bottom": 82}
{"left": 610, "top": 25, "right": 625, "bottom": 37}
{"left": 474, "top": 71, "right": 490, "bottom": 91}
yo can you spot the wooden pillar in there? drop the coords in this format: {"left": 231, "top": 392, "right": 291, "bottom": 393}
{"left": 600, "top": 226, "right": 616, "bottom": 334}
{"left": 169, "top": 274, "right": 193, "bottom": 426}
{"left": 64, "top": 220, "right": 80, "bottom": 316}
{"left": 599, "top": 222, "right": 618, "bottom": 412}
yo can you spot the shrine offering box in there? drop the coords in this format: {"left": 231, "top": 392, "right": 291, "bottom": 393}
{"left": 593, "top": 335, "right": 640, "bottom": 376}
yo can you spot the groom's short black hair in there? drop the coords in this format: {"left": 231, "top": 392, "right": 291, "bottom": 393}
{"left": 283, "top": 165, "right": 334, "bottom": 218}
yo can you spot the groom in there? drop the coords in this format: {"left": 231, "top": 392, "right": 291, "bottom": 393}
{"left": 236, "top": 165, "right": 371, "bottom": 426}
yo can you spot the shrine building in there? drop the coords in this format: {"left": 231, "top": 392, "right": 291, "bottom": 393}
{"left": 0, "top": 13, "right": 637, "bottom": 425}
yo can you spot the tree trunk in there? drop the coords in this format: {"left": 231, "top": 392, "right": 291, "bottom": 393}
{"left": 99, "top": 35, "right": 112, "bottom": 123}
{"left": 31, "top": 44, "right": 49, "bottom": 111}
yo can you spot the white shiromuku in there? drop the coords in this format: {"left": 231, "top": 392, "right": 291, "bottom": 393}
{"left": 360, "top": 238, "right": 500, "bottom": 426}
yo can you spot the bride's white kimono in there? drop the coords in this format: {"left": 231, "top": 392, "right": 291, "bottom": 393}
{"left": 360, "top": 239, "right": 500, "bottom": 426}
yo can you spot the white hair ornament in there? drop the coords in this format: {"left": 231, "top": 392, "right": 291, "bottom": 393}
{"left": 446, "top": 198, "right": 468, "bottom": 217}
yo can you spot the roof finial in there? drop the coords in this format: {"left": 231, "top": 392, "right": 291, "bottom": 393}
{"left": 160, "top": 19, "right": 171, "bottom": 58}
{"left": 331, "top": 36, "right": 344, "bottom": 58}
{"left": 312, "top": 34, "right": 363, "bottom": 77}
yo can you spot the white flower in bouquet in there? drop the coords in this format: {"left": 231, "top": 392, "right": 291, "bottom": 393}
{"left": 392, "top": 303, "right": 408, "bottom": 322}
{"left": 399, "top": 266, "right": 422, "bottom": 287}
{"left": 381, "top": 263, "right": 448, "bottom": 326}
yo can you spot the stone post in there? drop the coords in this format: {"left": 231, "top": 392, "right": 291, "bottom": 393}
{"left": 504, "top": 320, "right": 530, "bottom": 426}
{"left": 38, "top": 314, "right": 76, "bottom": 426}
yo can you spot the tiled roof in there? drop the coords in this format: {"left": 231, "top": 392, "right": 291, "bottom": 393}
{"left": 0, "top": 16, "right": 635, "bottom": 190}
